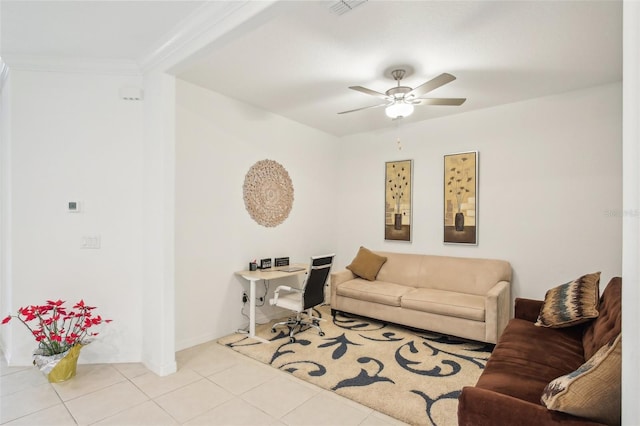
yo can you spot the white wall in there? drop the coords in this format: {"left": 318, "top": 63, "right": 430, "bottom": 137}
{"left": 622, "top": 0, "right": 640, "bottom": 422}
{"left": 174, "top": 79, "right": 339, "bottom": 350}
{"left": 334, "top": 83, "right": 622, "bottom": 301}
{"left": 0, "top": 69, "right": 146, "bottom": 365}
{"left": 0, "top": 62, "right": 12, "bottom": 349}
{"left": 140, "top": 71, "right": 177, "bottom": 375}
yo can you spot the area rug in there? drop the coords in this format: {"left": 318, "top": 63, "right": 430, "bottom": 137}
{"left": 217, "top": 305, "right": 494, "bottom": 426}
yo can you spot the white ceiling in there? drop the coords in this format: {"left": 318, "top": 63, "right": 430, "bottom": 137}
{"left": 1, "top": 0, "right": 622, "bottom": 137}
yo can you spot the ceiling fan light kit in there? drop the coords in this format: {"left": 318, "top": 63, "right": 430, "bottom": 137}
{"left": 339, "top": 68, "right": 466, "bottom": 119}
{"left": 385, "top": 102, "right": 414, "bottom": 119}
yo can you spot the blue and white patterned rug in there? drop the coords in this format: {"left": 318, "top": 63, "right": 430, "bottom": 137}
{"left": 217, "top": 305, "right": 494, "bottom": 426}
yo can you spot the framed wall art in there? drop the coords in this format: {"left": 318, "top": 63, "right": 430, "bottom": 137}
{"left": 385, "top": 159, "right": 412, "bottom": 242}
{"left": 444, "top": 151, "right": 478, "bottom": 245}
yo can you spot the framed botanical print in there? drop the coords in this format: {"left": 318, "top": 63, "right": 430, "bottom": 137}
{"left": 444, "top": 151, "right": 478, "bottom": 245}
{"left": 385, "top": 159, "right": 412, "bottom": 242}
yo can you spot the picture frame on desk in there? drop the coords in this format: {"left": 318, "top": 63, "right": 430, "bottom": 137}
{"left": 260, "top": 258, "right": 272, "bottom": 269}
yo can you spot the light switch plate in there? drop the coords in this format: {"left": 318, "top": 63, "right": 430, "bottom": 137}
{"left": 81, "top": 235, "right": 101, "bottom": 249}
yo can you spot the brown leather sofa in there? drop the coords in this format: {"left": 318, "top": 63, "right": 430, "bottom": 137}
{"left": 458, "top": 276, "right": 621, "bottom": 425}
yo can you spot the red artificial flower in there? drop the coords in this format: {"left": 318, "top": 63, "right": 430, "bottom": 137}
{"left": 2, "top": 299, "right": 111, "bottom": 356}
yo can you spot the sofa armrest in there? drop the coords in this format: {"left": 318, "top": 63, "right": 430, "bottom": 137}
{"left": 484, "top": 280, "right": 510, "bottom": 344}
{"left": 458, "top": 386, "right": 605, "bottom": 426}
{"left": 331, "top": 269, "right": 356, "bottom": 286}
{"left": 330, "top": 269, "right": 356, "bottom": 306}
{"left": 515, "top": 298, "right": 544, "bottom": 322}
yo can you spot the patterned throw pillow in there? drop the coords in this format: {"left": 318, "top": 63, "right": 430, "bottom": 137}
{"left": 346, "top": 246, "right": 387, "bottom": 281}
{"left": 535, "top": 272, "right": 600, "bottom": 328}
{"left": 541, "top": 333, "right": 621, "bottom": 425}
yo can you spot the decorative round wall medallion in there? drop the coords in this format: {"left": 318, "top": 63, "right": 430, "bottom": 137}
{"left": 243, "top": 159, "right": 294, "bottom": 227}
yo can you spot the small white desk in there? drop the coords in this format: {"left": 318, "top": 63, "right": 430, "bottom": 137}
{"left": 235, "top": 264, "right": 308, "bottom": 342}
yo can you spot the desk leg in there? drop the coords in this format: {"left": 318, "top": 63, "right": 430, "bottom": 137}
{"left": 248, "top": 278, "right": 257, "bottom": 337}
{"left": 247, "top": 278, "right": 268, "bottom": 343}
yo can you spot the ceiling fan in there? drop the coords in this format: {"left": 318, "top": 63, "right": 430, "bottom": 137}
{"left": 338, "top": 69, "right": 466, "bottom": 119}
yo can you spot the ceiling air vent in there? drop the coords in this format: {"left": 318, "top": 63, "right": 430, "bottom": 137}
{"left": 328, "top": 0, "right": 367, "bottom": 16}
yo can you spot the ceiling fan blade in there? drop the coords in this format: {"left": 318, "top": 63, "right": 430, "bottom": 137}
{"left": 414, "top": 98, "right": 467, "bottom": 106}
{"left": 337, "top": 102, "right": 388, "bottom": 114}
{"left": 349, "top": 86, "right": 390, "bottom": 100}
{"left": 407, "top": 73, "right": 457, "bottom": 98}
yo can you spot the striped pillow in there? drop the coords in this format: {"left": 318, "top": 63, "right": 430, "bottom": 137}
{"left": 535, "top": 272, "right": 600, "bottom": 328}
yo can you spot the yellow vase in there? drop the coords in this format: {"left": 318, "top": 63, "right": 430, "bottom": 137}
{"left": 47, "top": 344, "right": 83, "bottom": 383}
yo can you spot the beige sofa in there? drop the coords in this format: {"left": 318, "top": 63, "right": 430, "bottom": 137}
{"left": 330, "top": 250, "right": 512, "bottom": 344}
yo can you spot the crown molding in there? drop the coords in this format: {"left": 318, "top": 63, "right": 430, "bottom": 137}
{"left": 138, "top": 1, "right": 277, "bottom": 74}
{"left": 0, "top": 1, "right": 277, "bottom": 77}
{"left": 0, "top": 54, "right": 141, "bottom": 76}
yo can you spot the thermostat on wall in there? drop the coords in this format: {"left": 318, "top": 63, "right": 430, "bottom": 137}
{"left": 68, "top": 201, "right": 81, "bottom": 213}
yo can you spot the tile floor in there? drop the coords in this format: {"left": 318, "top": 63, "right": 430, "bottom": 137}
{"left": 0, "top": 340, "right": 408, "bottom": 425}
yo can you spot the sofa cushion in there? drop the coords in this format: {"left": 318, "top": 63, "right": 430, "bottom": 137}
{"left": 475, "top": 318, "right": 585, "bottom": 405}
{"left": 541, "top": 333, "right": 621, "bottom": 425}
{"left": 346, "top": 247, "right": 388, "bottom": 281}
{"left": 535, "top": 272, "right": 600, "bottom": 328}
{"left": 336, "top": 279, "right": 410, "bottom": 307}
{"left": 401, "top": 288, "right": 485, "bottom": 321}
{"left": 582, "top": 277, "right": 622, "bottom": 360}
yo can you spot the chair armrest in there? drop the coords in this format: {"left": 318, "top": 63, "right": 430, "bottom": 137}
{"left": 515, "top": 298, "right": 544, "bottom": 322}
{"left": 458, "top": 386, "right": 605, "bottom": 426}
{"left": 270, "top": 285, "right": 301, "bottom": 305}
{"left": 484, "top": 280, "right": 510, "bottom": 344}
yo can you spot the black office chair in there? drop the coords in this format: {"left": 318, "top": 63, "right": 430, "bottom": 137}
{"left": 269, "top": 253, "right": 335, "bottom": 342}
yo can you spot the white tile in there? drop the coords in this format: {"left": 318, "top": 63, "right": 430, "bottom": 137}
{"left": 178, "top": 344, "right": 242, "bottom": 377}
{"left": 131, "top": 368, "right": 202, "bottom": 398}
{"left": 4, "top": 403, "right": 76, "bottom": 425}
{"left": 51, "top": 363, "right": 126, "bottom": 401}
{"left": 241, "top": 375, "right": 319, "bottom": 418}
{"left": 113, "top": 362, "right": 149, "bottom": 379}
{"left": 208, "top": 361, "right": 277, "bottom": 395}
{"left": 153, "top": 378, "right": 234, "bottom": 423}
{"left": 93, "top": 400, "right": 179, "bottom": 425}
{"left": 281, "top": 391, "right": 371, "bottom": 426}
{"left": 184, "top": 397, "right": 279, "bottom": 426}
{"left": 0, "top": 382, "right": 62, "bottom": 423}
{"left": 1, "top": 341, "right": 404, "bottom": 426}
{"left": 0, "top": 366, "right": 49, "bottom": 396}
{"left": 176, "top": 341, "right": 220, "bottom": 361}
{"left": 0, "top": 361, "right": 30, "bottom": 377}
{"left": 64, "top": 380, "right": 148, "bottom": 425}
